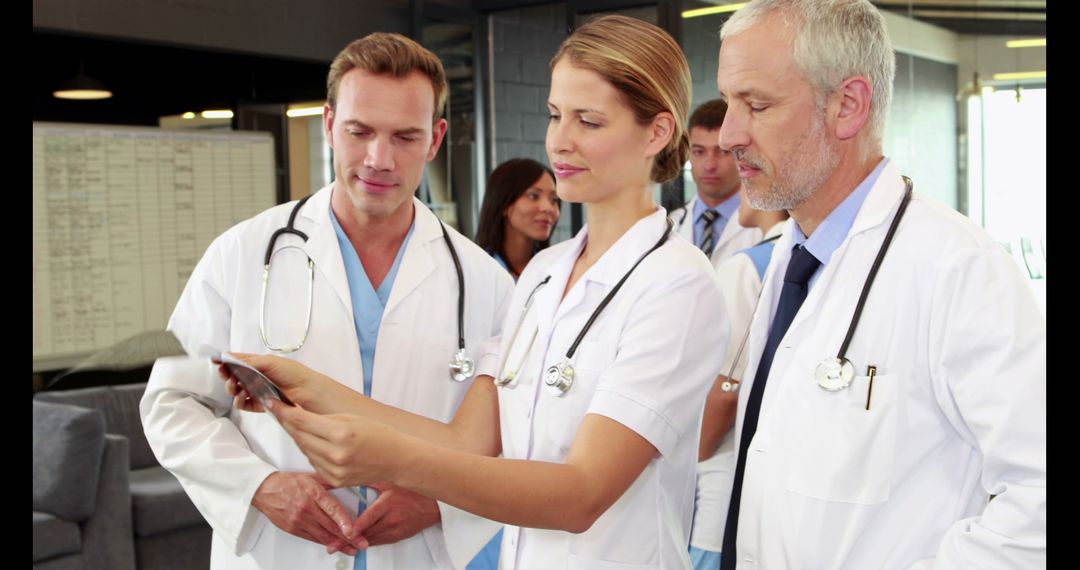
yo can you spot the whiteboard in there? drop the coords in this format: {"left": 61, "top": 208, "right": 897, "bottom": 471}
{"left": 33, "top": 122, "right": 277, "bottom": 371}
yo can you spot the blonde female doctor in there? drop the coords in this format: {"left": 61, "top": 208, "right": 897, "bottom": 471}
{"left": 225, "top": 15, "right": 729, "bottom": 570}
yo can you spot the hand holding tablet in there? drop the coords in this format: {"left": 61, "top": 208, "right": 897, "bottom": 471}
{"left": 216, "top": 352, "right": 295, "bottom": 410}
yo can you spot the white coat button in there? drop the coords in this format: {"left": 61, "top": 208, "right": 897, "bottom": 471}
{"left": 525, "top": 408, "right": 531, "bottom": 418}
{"left": 336, "top": 559, "right": 347, "bottom": 570}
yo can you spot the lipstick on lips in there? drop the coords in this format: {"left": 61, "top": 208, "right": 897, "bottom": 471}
{"left": 552, "top": 163, "right": 585, "bottom": 179}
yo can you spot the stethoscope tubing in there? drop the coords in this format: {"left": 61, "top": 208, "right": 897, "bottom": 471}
{"left": 263, "top": 196, "right": 468, "bottom": 363}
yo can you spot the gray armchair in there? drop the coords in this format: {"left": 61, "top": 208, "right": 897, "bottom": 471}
{"left": 35, "top": 384, "right": 212, "bottom": 569}
{"left": 33, "top": 400, "right": 135, "bottom": 570}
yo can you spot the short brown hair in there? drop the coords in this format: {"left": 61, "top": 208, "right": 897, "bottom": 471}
{"left": 551, "top": 15, "right": 692, "bottom": 184}
{"left": 689, "top": 99, "right": 728, "bottom": 131}
{"left": 327, "top": 33, "right": 448, "bottom": 120}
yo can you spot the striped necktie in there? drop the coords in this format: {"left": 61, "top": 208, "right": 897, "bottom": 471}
{"left": 700, "top": 209, "right": 720, "bottom": 257}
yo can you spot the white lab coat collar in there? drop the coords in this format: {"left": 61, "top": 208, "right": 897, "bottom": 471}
{"left": 739, "top": 161, "right": 908, "bottom": 441}
{"left": 765, "top": 161, "right": 906, "bottom": 330}
{"left": 716, "top": 204, "right": 755, "bottom": 254}
{"left": 294, "top": 185, "right": 354, "bottom": 320}
{"left": 848, "top": 161, "right": 908, "bottom": 237}
{"left": 583, "top": 207, "right": 670, "bottom": 287}
{"left": 384, "top": 198, "right": 449, "bottom": 316}
{"left": 762, "top": 220, "right": 785, "bottom": 241}
{"left": 295, "top": 187, "right": 450, "bottom": 324}
{"left": 549, "top": 207, "right": 669, "bottom": 323}
{"left": 526, "top": 207, "right": 669, "bottom": 336}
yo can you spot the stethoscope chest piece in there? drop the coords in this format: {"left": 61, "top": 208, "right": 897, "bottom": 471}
{"left": 811, "top": 176, "right": 914, "bottom": 394}
{"left": 449, "top": 349, "right": 475, "bottom": 382}
{"left": 544, "top": 360, "right": 574, "bottom": 396}
{"left": 815, "top": 357, "right": 855, "bottom": 392}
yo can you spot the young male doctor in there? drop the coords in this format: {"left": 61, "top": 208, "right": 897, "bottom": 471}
{"left": 670, "top": 99, "right": 761, "bottom": 266}
{"left": 140, "top": 33, "right": 512, "bottom": 570}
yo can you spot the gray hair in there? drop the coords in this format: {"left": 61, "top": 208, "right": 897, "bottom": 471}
{"left": 721, "top": 0, "right": 895, "bottom": 145}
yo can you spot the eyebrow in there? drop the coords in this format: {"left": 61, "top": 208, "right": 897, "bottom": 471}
{"left": 340, "top": 119, "right": 426, "bottom": 136}
{"left": 728, "top": 88, "right": 769, "bottom": 101}
{"left": 546, "top": 103, "right": 607, "bottom": 116}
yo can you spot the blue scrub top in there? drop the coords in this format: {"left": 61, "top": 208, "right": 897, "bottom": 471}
{"left": 329, "top": 209, "right": 415, "bottom": 398}
{"left": 331, "top": 207, "right": 414, "bottom": 570}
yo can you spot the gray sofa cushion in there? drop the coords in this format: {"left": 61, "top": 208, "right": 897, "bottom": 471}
{"left": 35, "top": 383, "right": 158, "bottom": 470}
{"left": 33, "top": 401, "right": 105, "bottom": 521}
{"left": 33, "top": 555, "right": 83, "bottom": 570}
{"left": 33, "top": 511, "right": 82, "bottom": 561}
{"left": 130, "top": 466, "right": 206, "bottom": 536}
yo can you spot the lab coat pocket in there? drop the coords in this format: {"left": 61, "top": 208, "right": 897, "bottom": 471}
{"left": 419, "top": 331, "right": 462, "bottom": 361}
{"left": 567, "top": 552, "right": 658, "bottom": 570}
{"left": 544, "top": 340, "right": 614, "bottom": 455}
{"left": 785, "top": 371, "right": 897, "bottom": 504}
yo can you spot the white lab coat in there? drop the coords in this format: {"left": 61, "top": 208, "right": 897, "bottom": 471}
{"left": 140, "top": 186, "right": 513, "bottom": 570}
{"left": 669, "top": 196, "right": 762, "bottom": 268}
{"left": 495, "top": 208, "right": 729, "bottom": 570}
{"left": 691, "top": 221, "right": 784, "bottom": 553}
{"left": 733, "top": 161, "right": 1046, "bottom": 568}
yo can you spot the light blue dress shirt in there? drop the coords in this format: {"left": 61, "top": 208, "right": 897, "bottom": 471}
{"left": 791, "top": 158, "right": 889, "bottom": 291}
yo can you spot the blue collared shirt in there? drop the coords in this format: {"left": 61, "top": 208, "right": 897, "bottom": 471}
{"left": 692, "top": 191, "right": 741, "bottom": 251}
{"left": 330, "top": 207, "right": 415, "bottom": 397}
{"left": 791, "top": 158, "right": 889, "bottom": 291}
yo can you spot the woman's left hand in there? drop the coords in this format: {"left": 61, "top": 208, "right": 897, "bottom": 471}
{"left": 268, "top": 400, "right": 406, "bottom": 488}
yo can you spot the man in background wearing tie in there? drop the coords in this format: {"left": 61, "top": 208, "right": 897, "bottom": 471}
{"left": 715, "top": 0, "right": 1045, "bottom": 568}
{"left": 671, "top": 99, "right": 762, "bottom": 265}
{"left": 678, "top": 98, "right": 764, "bottom": 570}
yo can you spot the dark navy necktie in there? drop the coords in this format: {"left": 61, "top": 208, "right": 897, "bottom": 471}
{"left": 720, "top": 244, "right": 821, "bottom": 570}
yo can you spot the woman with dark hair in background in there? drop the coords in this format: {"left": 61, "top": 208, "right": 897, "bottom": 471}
{"left": 475, "top": 158, "right": 560, "bottom": 279}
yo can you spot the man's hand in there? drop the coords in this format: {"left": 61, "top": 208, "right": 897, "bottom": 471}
{"left": 252, "top": 471, "right": 368, "bottom": 555}
{"left": 353, "top": 483, "right": 441, "bottom": 547}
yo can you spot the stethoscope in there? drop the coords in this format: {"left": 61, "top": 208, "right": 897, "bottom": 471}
{"left": 495, "top": 217, "right": 673, "bottom": 396}
{"left": 260, "top": 195, "right": 475, "bottom": 383}
{"left": 721, "top": 176, "right": 914, "bottom": 393}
